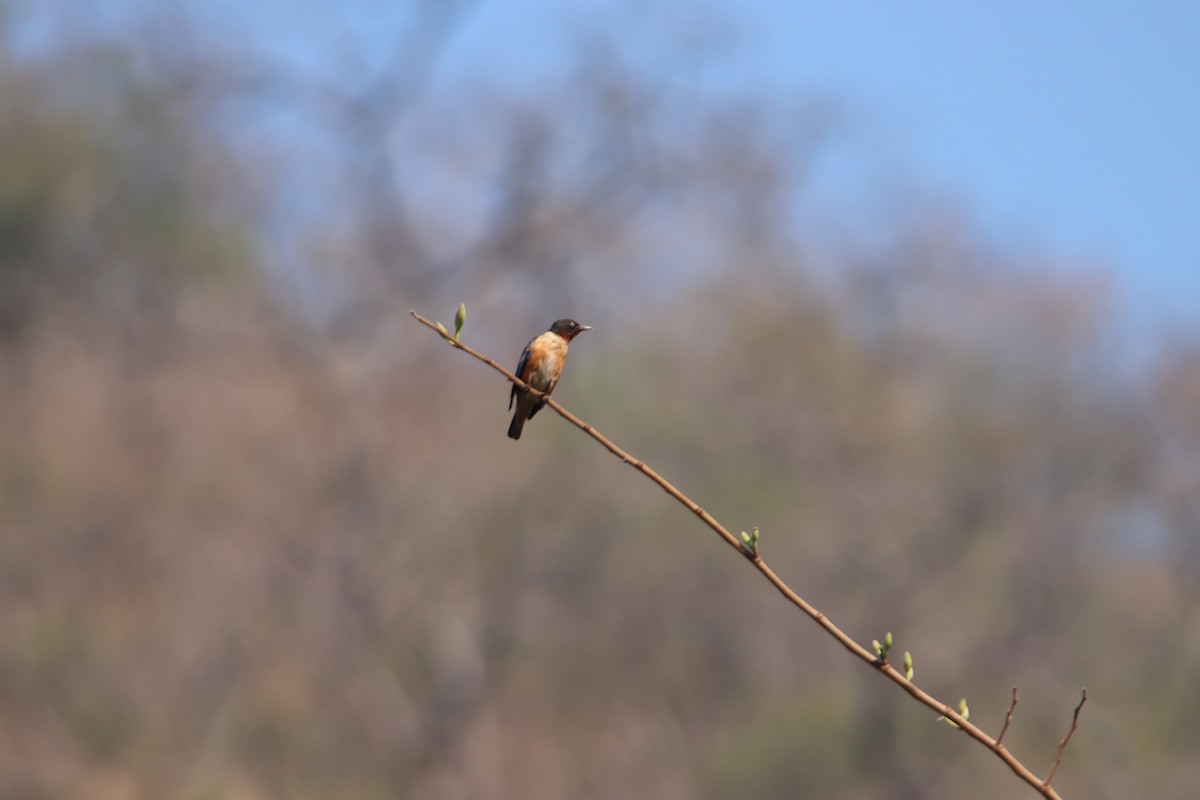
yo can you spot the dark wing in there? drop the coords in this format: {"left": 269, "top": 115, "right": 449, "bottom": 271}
{"left": 509, "top": 336, "right": 535, "bottom": 410}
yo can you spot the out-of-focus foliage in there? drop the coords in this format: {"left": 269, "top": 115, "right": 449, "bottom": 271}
{"left": 0, "top": 38, "right": 250, "bottom": 340}
{"left": 1, "top": 4, "right": 1198, "bottom": 800}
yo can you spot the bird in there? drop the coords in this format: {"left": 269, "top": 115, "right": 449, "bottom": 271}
{"left": 508, "top": 318, "right": 591, "bottom": 440}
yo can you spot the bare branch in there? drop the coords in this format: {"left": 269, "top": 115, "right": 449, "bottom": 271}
{"left": 412, "top": 309, "right": 1085, "bottom": 799}
{"left": 1045, "top": 689, "right": 1088, "bottom": 786}
{"left": 997, "top": 686, "right": 1019, "bottom": 747}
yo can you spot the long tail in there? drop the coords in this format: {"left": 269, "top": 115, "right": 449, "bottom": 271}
{"left": 507, "top": 408, "right": 526, "bottom": 440}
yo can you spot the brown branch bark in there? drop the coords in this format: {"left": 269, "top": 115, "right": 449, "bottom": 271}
{"left": 1045, "top": 689, "right": 1088, "bottom": 786}
{"left": 997, "top": 686, "right": 1019, "bottom": 747}
{"left": 411, "top": 309, "right": 1085, "bottom": 799}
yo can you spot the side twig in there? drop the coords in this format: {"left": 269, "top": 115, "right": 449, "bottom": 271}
{"left": 412, "top": 309, "right": 1086, "bottom": 799}
{"left": 997, "top": 686, "right": 1019, "bottom": 747}
{"left": 1045, "top": 689, "right": 1088, "bottom": 786}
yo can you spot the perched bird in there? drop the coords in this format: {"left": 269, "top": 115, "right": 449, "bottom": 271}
{"left": 508, "top": 318, "right": 591, "bottom": 440}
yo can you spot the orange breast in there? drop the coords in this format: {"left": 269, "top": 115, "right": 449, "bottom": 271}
{"left": 523, "top": 333, "right": 568, "bottom": 393}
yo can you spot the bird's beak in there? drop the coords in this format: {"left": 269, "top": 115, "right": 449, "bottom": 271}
{"left": 579, "top": 325, "right": 593, "bottom": 331}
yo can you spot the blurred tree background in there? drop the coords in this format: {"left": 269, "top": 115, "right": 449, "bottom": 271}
{"left": 1, "top": 2, "right": 1197, "bottom": 798}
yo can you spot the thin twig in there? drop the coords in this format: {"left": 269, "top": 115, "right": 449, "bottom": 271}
{"left": 1045, "top": 689, "right": 1087, "bottom": 786}
{"left": 997, "top": 686, "right": 1019, "bottom": 747}
{"left": 412, "top": 310, "right": 1083, "bottom": 799}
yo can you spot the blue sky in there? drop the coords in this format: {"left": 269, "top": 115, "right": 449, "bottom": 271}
{"left": 441, "top": 0, "right": 1200, "bottom": 342}
{"left": 19, "top": 0, "right": 1196, "bottom": 345}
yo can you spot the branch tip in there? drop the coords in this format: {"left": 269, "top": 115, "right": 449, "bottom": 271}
{"left": 997, "top": 685, "right": 1019, "bottom": 746}
{"left": 1044, "top": 688, "right": 1087, "bottom": 786}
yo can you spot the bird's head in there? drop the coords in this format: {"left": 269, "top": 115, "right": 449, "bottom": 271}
{"left": 549, "top": 319, "right": 592, "bottom": 341}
